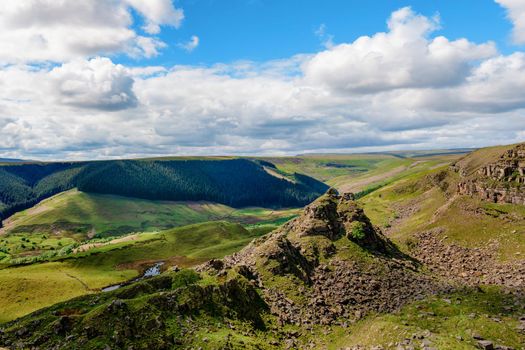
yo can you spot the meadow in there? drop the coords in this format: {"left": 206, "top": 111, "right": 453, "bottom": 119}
{"left": 0, "top": 152, "right": 471, "bottom": 323}
{"left": 0, "top": 220, "right": 268, "bottom": 322}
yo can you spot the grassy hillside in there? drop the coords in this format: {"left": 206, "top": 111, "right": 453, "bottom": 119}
{"left": 0, "top": 221, "right": 264, "bottom": 323}
{"left": 0, "top": 158, "right": 327, "bottom": 221}
{"left": 262, "top": 154, "right": 402, "bottom": 183}
{"left": 0, "top": 189, "right": 299, "bottom": 262}
{"left": 264, "top": 154, "right": 463, "bottom": 197}
{"left": 453, "top": 143, "right": 518, "bottom": 176}
{"left": 2, "top": 189, "right": 523, "bottom": 350}
{"left": 358, "top": 163, "right": 525, "bottom": 261}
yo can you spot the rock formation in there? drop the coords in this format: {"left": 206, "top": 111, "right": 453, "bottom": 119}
{"left": 200, "top": 189, "right": 443, "bottom": 327}
{"left": 455, "top": 143, "right": 525, "bottom": 204}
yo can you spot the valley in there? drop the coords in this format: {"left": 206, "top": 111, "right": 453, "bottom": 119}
{"left": 0, "top": 148, "right": 524, "bottom": 349}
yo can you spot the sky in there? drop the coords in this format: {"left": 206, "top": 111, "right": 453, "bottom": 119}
{"left": 1, "top": 0, "right": 525, "bottom": 160}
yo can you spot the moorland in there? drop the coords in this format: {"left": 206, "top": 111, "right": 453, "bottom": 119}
{"left": 1, "top": 146, "right": 524, "bottom": 350}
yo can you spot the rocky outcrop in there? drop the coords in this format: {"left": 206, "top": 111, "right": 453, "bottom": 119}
{"left": 457, "top": 181, "right": 525, "bottom": 205}
{"left": 455, "top": 143, "right": 525, "bottom": 204}
{"left": 201, "top": 190, "right": 444, "bottom": 327}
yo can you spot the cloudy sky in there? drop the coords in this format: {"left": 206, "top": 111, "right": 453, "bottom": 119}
{"left": 0, "top": 0, "right": 525, "bottom": 160}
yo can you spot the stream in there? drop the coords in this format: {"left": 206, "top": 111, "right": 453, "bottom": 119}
{"left": 102, "top": 262, "right": 165, "bottom": 292}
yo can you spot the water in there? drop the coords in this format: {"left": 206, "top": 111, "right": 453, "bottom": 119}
{"left": 102, "top": 262, "right": 165, "bottom": 292}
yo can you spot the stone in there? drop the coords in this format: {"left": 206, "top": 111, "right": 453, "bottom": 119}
{"left": 477, "top": 340, "right": 494, "bottom": 350}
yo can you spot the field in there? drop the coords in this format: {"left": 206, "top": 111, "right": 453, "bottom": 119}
{"left": 0, "top": 189, "right": 299, "bottom": 262}
{"left": 0, "top": 221, "right": 266, "bottom": 322}
{"left": 358, "top": 164, "right": 525, "bottom": 260}
{"left": 313, "top": 286, "right": 525, "bottom": 349}
{"left": 0, "top": 150, "right": 492, "bottom": 326}
{"left": 265, "top": 153, "right": 463, "bottom": 194}
{"left": 0, "top": 189, "right": 300, "bottom": 322}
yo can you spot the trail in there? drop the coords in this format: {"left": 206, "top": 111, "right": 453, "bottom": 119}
{"left": 73, "top": 233, "right": 143, "bottom": 253}
{"left": 430, "top": 194, "right": 458, "bottom": 224}
{"left": 63, "top": 272, "right": 92, "bottom": 291}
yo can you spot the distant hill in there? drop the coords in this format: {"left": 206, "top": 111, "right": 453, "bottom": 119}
{"left": 0, "top": 158, "right": 24, "bottom": 163}
{"left": 0, "top": 159, "right": 328, "bottom": 221}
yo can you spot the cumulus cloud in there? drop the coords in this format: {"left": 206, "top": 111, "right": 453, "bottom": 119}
{"left": 49, "top": 57, "right": 137, "bottom": 111}
{"left": 2, "top": 7, "right": 525, "bottom": 160}
{"left": 178, "top": 36, "right": 200, "bottom": 52}
{"left": 0, "top": 0, "right": 183, "bottom": 63}
{"left": 404, "top": 52, "right": 525, "bottom": 113}
{"left": 125, "top": 0, "right": 184, "bottom": 34}
{"left": 303, "top": 7, "right": 496, "bottom": 93}
{"left": 496, "top": 0, "right": 525, "bottom": 44}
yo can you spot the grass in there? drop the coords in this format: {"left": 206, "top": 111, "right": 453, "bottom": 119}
{"left": 262, "top": 154, "right": 398, "bottom": 182}
{"left": 0, "top": 221, "right": 265, "bottom": 323}
{"left": 317, "top": 286, "right": 525, "bottom": 349}
{"left": 0, "top": 261, "right": 135, "bottom": 323}
{"left": 4, "top": 189, "right": 239, "bottom": 237}
{"left": 0, "top": 189, "right": 299, "bottom": 261}
{"left": 428, "top": 197, "right": 525, "bottom": 260}
{"left": 359, "top": 164, "right": 525, "bottom": 260}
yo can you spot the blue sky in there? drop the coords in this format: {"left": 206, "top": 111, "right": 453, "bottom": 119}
{"left": 0, "top": 0, "right": 525, "bottom": 160}
{"left": 120, "top": 0, "right": 515, "bottom": 67}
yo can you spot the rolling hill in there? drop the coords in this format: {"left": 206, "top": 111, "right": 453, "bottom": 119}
{"left": 2, "top": 146, "right": 524, "bottom": 349}
{"left": 2, "top": 185, "right": 523, "bottom": 349}
{"left": 0, "top": 158, "right": 328, "bottom": 222}
{"left": 0, "top": 220, "right": 266, "bottom": 323}
{"left": 0, "top": 189, "right": 300, "bottom": 263}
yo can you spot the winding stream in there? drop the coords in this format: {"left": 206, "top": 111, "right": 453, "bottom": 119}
{"left": 102, "top": 262, "right": 165, "bottom": 292}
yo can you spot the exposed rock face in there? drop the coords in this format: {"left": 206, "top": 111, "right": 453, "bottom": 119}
{"left": 201, "top": 190, "right": 443, "bottom": 326}
{"left": 455, "top": 143, "right": 525, "bottom": 204}
{"left": 457, "top": 182, "right": 525, "bottom": 205}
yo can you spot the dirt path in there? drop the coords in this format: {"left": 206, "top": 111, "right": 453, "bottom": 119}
{"left": 63, "top": 272, "right": 92, "bottom": 291}
{"left": 430, "top": 194, "right": 458, "bottom": 224}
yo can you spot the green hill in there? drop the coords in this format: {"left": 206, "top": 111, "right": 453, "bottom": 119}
{"left": 0, "top": 220, "right": 265, "bottom": 323}
{"left": 2, "top": 188, "right": 523, "bottom": 349}
{"left": 0, "top": 189, "right": 300, "bottom": 263}
{"left": 0, "top": 158, "right": 327, "bottom": 221}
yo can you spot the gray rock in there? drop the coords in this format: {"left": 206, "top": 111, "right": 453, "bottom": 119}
{"left": 477, "top": 340, "right": 494, "bottom": 350}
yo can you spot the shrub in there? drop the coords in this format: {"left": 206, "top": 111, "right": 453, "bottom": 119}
{"left": 171, "top": 269, "right": 201, "bottom": 290}
{"left": 350, "top": 221, "right": 367, "bottom": 240}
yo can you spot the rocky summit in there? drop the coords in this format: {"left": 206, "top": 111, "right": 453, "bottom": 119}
{"left": 209, "top": 189, "right": 444, "bottom": 327}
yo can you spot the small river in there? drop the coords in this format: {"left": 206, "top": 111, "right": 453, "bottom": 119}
{"left": 102, "top": 262, "right": 165, "bottom": 292}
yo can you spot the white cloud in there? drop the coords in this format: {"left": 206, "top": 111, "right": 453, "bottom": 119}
{"left": 303, "top": 7, "right": 496, "bottom": 93}
{"left": 49, "top": 57, "right": 137, "bottom": 111}
{"left": 0, "top": 0, "right": 183, "bottom": 63}
{"left": 404, "top": 52, "right": 525, "bottom": 113}
{"left": 178, "top": 36, "right": 200, "bottom": 52}
{"left": 496, "top": 0, "right": 525, "bottom": 44}
{"left": 315, "top": 24, "right": 335, "bottom": 49}
{"left": 125, "top": 0, "right": 184, "bottom": 34}
{"left": 2, "top": 7, "right": 525, "bottom": 160}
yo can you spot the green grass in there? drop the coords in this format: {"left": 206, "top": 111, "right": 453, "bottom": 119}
{"left": 0, "top": 221, "right": 265, "bottom": 323}
{"left": 0, "top": 189, "right": 299, "bottom": 261}
{"left": 0, "top": 261, "right": 135, "bottom": 323}
{"left": 261, "top": 154, "right": 398, "bottom": 182}
{"left": 428, "top": 197, "right": 525, "bottom": 260}
{"left": 4, "top": 189, "right": 240, "bottom": 236}
{"left": 316, "top": 286, "right": 525, "bottom": 349}
{"left": 359, "top": 164, "right": 525, "bottom": 260}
